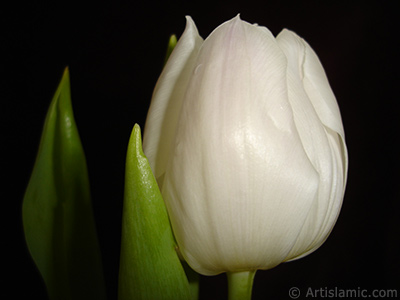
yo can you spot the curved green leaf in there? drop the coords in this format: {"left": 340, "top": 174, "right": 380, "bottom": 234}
{"left": 118, "top": 124, "right": 191, "bottom": 300}
{"left": 22, "top": 68, "right": 106, "bottom": 300}
{"left": 164, "top": 34, "right": 177, "bottom": 65}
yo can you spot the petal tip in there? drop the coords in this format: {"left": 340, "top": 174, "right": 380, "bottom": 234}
{"left": 277, "top": 28, "right": 297, "bottom": 39}
{"left": 184, "top": 15, "right": 196, "bottom": 29}
{"left": 230, "top": 13, "right": 242, "bottom": 25}
{"left": 183, "top": 15, "right": 201, "bottom": 39}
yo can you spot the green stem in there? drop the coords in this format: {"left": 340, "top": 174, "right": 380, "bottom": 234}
{"left": 227, "top": 270, "right": 256, "bottom": 300}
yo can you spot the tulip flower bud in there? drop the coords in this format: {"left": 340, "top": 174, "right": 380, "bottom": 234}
{"left": 143, "top": 15, "right": 348, "bottom": 276}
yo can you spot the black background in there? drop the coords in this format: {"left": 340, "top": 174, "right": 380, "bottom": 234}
{"left": 3, "top": 1, "right": 399, "bottom": 299}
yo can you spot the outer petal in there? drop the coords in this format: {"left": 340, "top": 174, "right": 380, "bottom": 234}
{"left": 143, "top": 16, "right": 203, "bottom": 186}
{"left": 300, "top": 31, "right": 348, "bottom": 183}
{"left": 276, "top": 30, "right": 347, "bottom": 260}
{"left": 162, "top": 16, "right": 319, "bottom": 275}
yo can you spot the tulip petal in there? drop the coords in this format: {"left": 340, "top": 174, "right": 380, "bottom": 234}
{"left": 300, "top": 33, "right": 348, "bottom": 183}
{"left": 163, "top": 16, "right": 320, "bottom": 275}
{"left": 276, "top": 30, "right": 347, "bottom": 259}
{"left": 143, "top": 16, "right": 203, "bottom": 187}
{"left": 289, "top": 128, "right": 345, "bottom": 261}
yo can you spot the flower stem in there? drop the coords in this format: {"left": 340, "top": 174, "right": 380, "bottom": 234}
{"left": 227, "top": 271, "right": 256, "bottom": 300}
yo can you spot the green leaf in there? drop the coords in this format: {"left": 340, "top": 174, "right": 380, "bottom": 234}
{"left": 118, "top": 124, "right": 191, "bottom": 300}
{"left": 22, "top": 68, "right": 106, "bottom": 300}
{"left": 164, "top": 34, "right": 177, "bottom": 65}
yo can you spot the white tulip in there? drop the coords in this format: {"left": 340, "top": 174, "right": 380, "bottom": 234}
{"left": 143, "top": 15, "right": 348, "bottom": 276}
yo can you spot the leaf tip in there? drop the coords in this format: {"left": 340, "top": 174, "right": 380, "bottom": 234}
{"left": 127, "top": 124, "right": 145, "bottom": 160}
{"left": 62, "top": 66, "right": 70, "bottom": 82}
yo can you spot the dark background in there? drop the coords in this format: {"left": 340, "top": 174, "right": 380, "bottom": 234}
{"left": 4, "top": 1, "right": 398, "bottom": 299}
